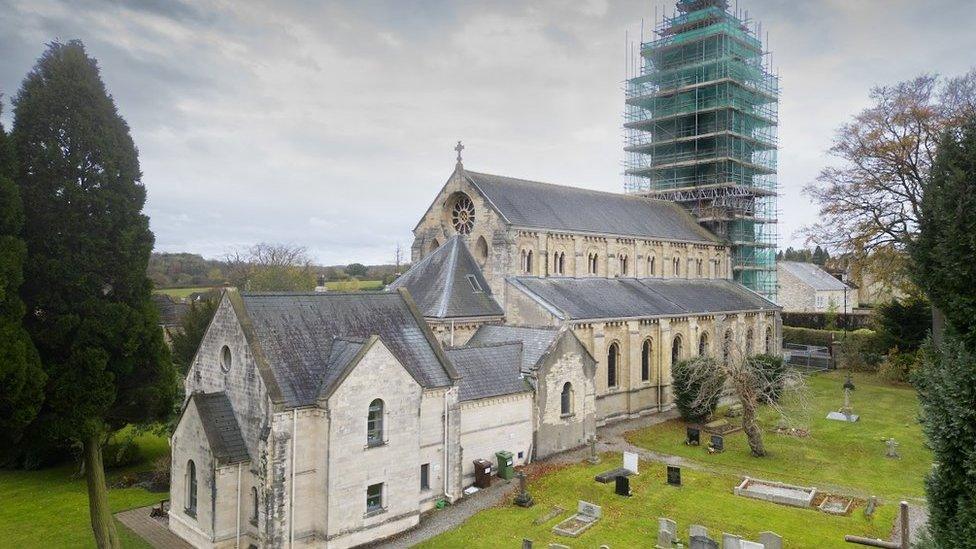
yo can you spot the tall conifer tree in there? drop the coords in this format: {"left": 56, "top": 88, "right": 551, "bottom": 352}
{"left": 0, "top": 99, "right": 45, "bottom": 464}
{"left": 12, "top": 41, "right": 176, "bottom": 548}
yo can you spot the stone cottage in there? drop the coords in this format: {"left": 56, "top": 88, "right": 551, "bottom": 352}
{"left": 777, "top": 261, "right": 858, "bottom": 313}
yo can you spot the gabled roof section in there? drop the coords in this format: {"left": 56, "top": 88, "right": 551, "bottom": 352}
{"left": 464, "top": 170, "right": 720, "bottom": 243}
{"left": 388, "top": 235, "right": 504, "bottom": 319}
{"left": 191, "top": 392, "right": 249, "bottom": 465}
{"left": 234, "top": 290, "right": 456, "bottom": 408}
{"left": 467, "top": 325, "right": 561, "bottom": 372}
{"left": 508, "top": 277, "right": 778, "bottom": 321}
{"left": 778, "top": 262, "right": 850, "bottom": 291}
{"left": 445, "top": 342, "right": 530, "bottom": 402}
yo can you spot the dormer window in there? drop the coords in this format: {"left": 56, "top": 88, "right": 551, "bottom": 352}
{"left": 466, "top": 274, "right": 483, "bottom": 293}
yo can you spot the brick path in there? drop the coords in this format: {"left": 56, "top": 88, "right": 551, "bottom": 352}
{"left": 116, "top": 506, "right": 192, "bottom": 549}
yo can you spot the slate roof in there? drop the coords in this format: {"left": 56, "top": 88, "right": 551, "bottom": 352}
{"left": 445, "top": 343, "right": 530, "bottom": 402}
{"left": 464, "top": 170, "right": 720, "bottom": 243}
{"left": 467, "top": 325, "right": 562, "bottom": 372}
{"left": 152, "top": 294, "right": 188, "bottom": 327}
{"left": 387, "top": 235, "right": 504, "bottom": 319}
{"left": 508, "top": 277, "right": 778, "bottom": 321}
{"left": 779, "top": 262, "right": 850, "bottom": 291}
{"left": 237, "top": 291, "right": 455, "bottom": 407}
{"left": 191, "top": 392, "right": 250, "bottom": 464}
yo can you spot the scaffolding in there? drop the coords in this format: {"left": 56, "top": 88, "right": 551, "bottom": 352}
{"left": 625, "top": 0, "right": 778, "bottom": 301}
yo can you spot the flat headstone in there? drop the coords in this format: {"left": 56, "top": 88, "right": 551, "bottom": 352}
{"left": 689, "top": 524, "right": 708, "bottom": 538}
{"left": 655, "top": 529, "right": 674, "bottom": 549}
{"left": 690, "top": 535, "right": 719, "bottom": 549}
{"left": 658, "top": 517, "right": 677, "bottom": 537}
{"left": 548, "top": 544, "right": 571, "bottom": 549}
{"left": 722, "top": 533, "right": 742, "bottom": 549}
{"left": 865, "top": 496, "right": 877, "bottom": 517}
{"left": 578, "top": 500, "right": 602, "bottom": 519}
{"left": 623, "top": 451, "right": 639, "bottom": 474}
{"left": 615, "top": 475, "right": 631, "bottom": 497}
{"left": 759, "top": 531, "right": 783, "bottom": 549}
{"left": 533, "top": 506, "right": 565, "bottom": 525}
{"left": 826, "top": 411, "right": 859, "bottom": 422}
{"left": 595, "top": 467, "right": 632, "bottom": 483}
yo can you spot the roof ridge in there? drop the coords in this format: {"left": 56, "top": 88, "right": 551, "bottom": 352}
{"left": 435, "top": 238, "right": 460, "bottom": 317}
{"left": 465, "top": 169, "right": 682, "bottom": 206}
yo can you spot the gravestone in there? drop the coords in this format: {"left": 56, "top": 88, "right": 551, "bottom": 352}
{"left": 667, "top": 465, "right": 681, "bottom": 486}
{"left": 533, "top": 506, "right": 565, "bottom": 525}
{"left": 740, "top": 541, "right": 764, "bottom": 549}
{"left": 658, "top": 517, "right": 677, "bottom": 538}
{"left": 828, "top": 373, "right": 859, "bottom": 422}
{"left": 722, "top": 533, "right": 742, "bottom": 549}
{"left": 885, "top": 438, "right": 900, "bottom": 458}
{"left": 709, "top": 434, "right": 724, "bottom": 453}
{"left": 548, "top": 544, "right": 571, "bottom": 549}
{"left": 690, "top": 535, "right": 719, "bottom": 549}
{"left": 686, "top": 426, "right": 700, "bottom": 446}
{"left": 578, "top": 500, "right": 602, "bottom": 519}
{"left": 865, "top": 496, "right": 877, "bottom": 517}
{"left": 623, "top": 451, "right": 639, "bottom": 474}
{"left": 655, "top": 529, "right": 674, "bottom": 549}
{"left": 514, "top": 471, "right": 534, "bottom": 507}
{"left": 595, "top": 467, "right": 632, "bottom": 483}
{"left": 587, "top": 436, "right": 601, "bottom": 464}
{"left": 759, "top": 531, "right": 783, "bottom": 549}
{"left": 552, "top": 501, "right": 602, "bottom": 538}
{"left": 615, "top": 475, "right": 631, "bottom": 497}
{"left": 689, "top": 524, "right": 708, "bottom": 538}
{"left": 522, "top": 539, "right": 533, "bottom": 549}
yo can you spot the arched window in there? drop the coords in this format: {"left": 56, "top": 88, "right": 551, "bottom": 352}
{"left": 723, "top": 329, "right": 734, "bottom": 365}
{"left": 558, "top": 252, "right": 565, "bottom": 274}
{"left": 673, "top": 257, "right": 680, "bottom": 277}
{"left": 641, "top": 339, "right": 652, "bottom": 382}
{"left": 648, "top": 255, "right": 656, "bottom": 276}
{"left": 526, "top": 250, "right": 533, "bottom": 274}
{"left": 428, "top": 238, "right": 440, "bottom": 255}
{"left": 251, "top": 487, "right": 258, "bottom": 523}
{"left": 607, "top": 342, "right": 619, "bottom": 388}
{"left": 699, "top": 332, "right": 710, "bottom": 356}
{"left": 746, "top": 328, "right": 755, "bottom": 355}
{"left": 588, "top": 253, "right": 599, "bottom": 275}
{"left": 765, "top": 326, "right": 774, "bottom": 353}
{"left": 367, "top": 399, "right": 384, "bottom": 446}
{"left": 671, "top": 335, "right": 683, "bottom": 366}
{"left": 475, "top": 236, "right": 489, "bottom": 266}
{"left": 620, "top": 254, "right": 629, "bottom": 276}
{"left": 560, "top": 382, "right": 573, "bottom": 415}
{"left": 697, "top": 258, "right": 703, "bottom": 277}
{"left": 186, "top": 460, "right": 197, "bottom": 517}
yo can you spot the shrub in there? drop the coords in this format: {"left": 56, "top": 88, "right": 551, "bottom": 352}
{"left": 748, "top": 354, "right": 787, "bottom": 403}
{"left": 782, "top": 326, "right": 879, "bottom": 348}
{"left": 150, "top": 455, "right": 171, "bottom": 492}
{"left": 672, "top": 357, "right": 725, "bottom": 423}
{"left": 103, "top": 437, "right": 142, "bottom": 469}
{"left": 839, "top": 335, "right": 885, "bottom": 371}
{"left": 878, "top": 348, "right": 920, "bottom": 383}
{"left": 875, "top": 297, "right": 931, "bottom": 354}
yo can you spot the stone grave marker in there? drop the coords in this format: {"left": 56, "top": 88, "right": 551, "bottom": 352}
{"left": 587, "top": 436, "right": 601, "bottom": 464}
{"left": 615, "top": 475, "right": 631, "bottom": 497}
{"left": 885, "top": 438, "right": 900, "bottom": 458}
{"left": 533, "top": 506, "right": 565, "bottom": 525}
{"left": 623, "top": 451, "right": 639, "bottom": 474}
{"left": 722, "top": 533, "right": 742, "bottom": 549}
{"left": 865, "top": 496, "right": 877, "bottom": 517}
{"left": 548, "top": 544, "right": 570, "bottom": 549}
{"left": 655, "top": 528, "right": 673, "bottom": 549}
{"left": 595, "top": 467, "right": 632, "bottom": 483}
{"left": 689, "top": 524, "right": 708, "bottom": 538}
{"left": 686, "top": 426, "right": 700, "bottom": 446}
{"left": 578, "top": 500, "right": 602, "bottom": 519}
{"left": 759, "top": 531, "right": 783, "bottom": 549}
{"left": 522, "top": 539, "right": 533, "bottom": 549}
{"left": 709, "top": 434, "right": 724, "bottom": 453}
{"left": 658, "top": 517, "right": 677, "bottom": 537}
{"left": 690, "top": 536, "right": 719, "bottom": 549}
{"left": 515, "top": 471, "right": 534, "bottom": 508}
{"left": 667, "top": 465, "right": 681, "bottom": 486}
{"left": 552, "top": 501, "right": 602, "bottom": 538}
{"left": 740, "top": 540, "right": 764, "bottom": 549}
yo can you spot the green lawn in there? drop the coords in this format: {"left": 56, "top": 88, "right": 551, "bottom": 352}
{"left": 419, "top": 456, "right": 897, "bottom": 549}
{"left": 325, "top": 279, "right": 384, "bottom": 291}
{"left": 153, "top": 286, "right": 215, "bottom": 299}
{"left": 626, "top": 371, "right": 930, "bottom": 500}
{"left": 0, "top": 429, "right": 170, "bottom": 548}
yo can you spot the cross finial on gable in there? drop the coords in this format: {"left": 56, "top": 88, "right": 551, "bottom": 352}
{"left": 454, "top": 140, "right": 464, "bottom": 167}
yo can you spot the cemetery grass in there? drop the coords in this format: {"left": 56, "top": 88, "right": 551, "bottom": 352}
{"left": 0, "top": 428, "right": 169, "bottom": 548}
{"left": 417, "top": 456, "right": 896, "bottom": 549}
{"left": 626, "top": 371, "right": 929, "bottom": 500}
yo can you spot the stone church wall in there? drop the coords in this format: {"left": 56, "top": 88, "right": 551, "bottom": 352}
{"left": 534, "top": 334, "right": 596, "bottom": 459}
{"left": 458, "top": 392, "right": 534, "bottom": 483}
{"left": 170, "top": 401, "right": 218, "bottom": 547}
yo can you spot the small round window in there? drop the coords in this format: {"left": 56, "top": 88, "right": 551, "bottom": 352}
{"left": 220, "top": 345, "right": 232, "bottom": 373}
{"left": 451, "top": 196, "right": 475, "bottom": 234}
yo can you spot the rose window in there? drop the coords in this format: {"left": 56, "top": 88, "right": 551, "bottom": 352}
{"left": 451, "top": 196, "right": 475, "bottom": 234}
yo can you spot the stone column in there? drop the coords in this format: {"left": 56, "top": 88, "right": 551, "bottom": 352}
{"left": 658, "top": 319, "right": 672, "bottom": 410}
{"left": 627, "top": 320, "right": 640, "bottom": 415}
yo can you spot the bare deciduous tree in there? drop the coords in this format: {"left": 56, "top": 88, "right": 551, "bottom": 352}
{"left": 802, "top": 69, "right": 976, "bottom": 290}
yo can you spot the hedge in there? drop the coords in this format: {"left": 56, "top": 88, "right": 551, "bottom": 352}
{"left": 782, "top": 326, "right": 879, "bottom": 350}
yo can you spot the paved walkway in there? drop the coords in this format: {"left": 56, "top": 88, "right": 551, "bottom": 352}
{"left": 116, "top": 505, "right": 192, "bottom": 549}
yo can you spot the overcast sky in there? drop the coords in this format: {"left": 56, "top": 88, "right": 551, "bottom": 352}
{"left": 2, "top": 0, "right": 975, "bottom": 265}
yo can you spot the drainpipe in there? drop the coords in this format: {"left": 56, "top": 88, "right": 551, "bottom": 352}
{"left": 290, "top": 409, "right": 297, "bottom": 548}
{"left": 657, "top": 344, "right": 663, "bottom": 413}
{"left": 443, "top": 387, "right": 455, "bottom": 500}
{"left": 235, "top": 462, "right": 242, "bottom": 549}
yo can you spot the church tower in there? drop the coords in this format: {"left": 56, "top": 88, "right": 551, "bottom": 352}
{"left": 624, "top": 0, "right": 778, "bottom": 301}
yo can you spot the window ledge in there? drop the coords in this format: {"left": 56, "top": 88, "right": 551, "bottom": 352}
{"left": 184, "top": 508, "right": 196, "bottom": 519}
{"left": 364, "top": 507, "right": 387, "bottom": 519}
{"left": 560, "top": 412, "right": 575, "bottom": 419}
{"left": 365, "top": 440, "right": 388, "bottom": 450}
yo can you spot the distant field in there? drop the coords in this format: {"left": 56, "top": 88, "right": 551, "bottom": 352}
{"left": 325, "top": 279, "right": 385, "bottom": 292}
{"left": 0, "top": 428, "right": 169, "bottom": 548}
{"left": 153, "top": 286, "right": 215, "bottom": 299}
